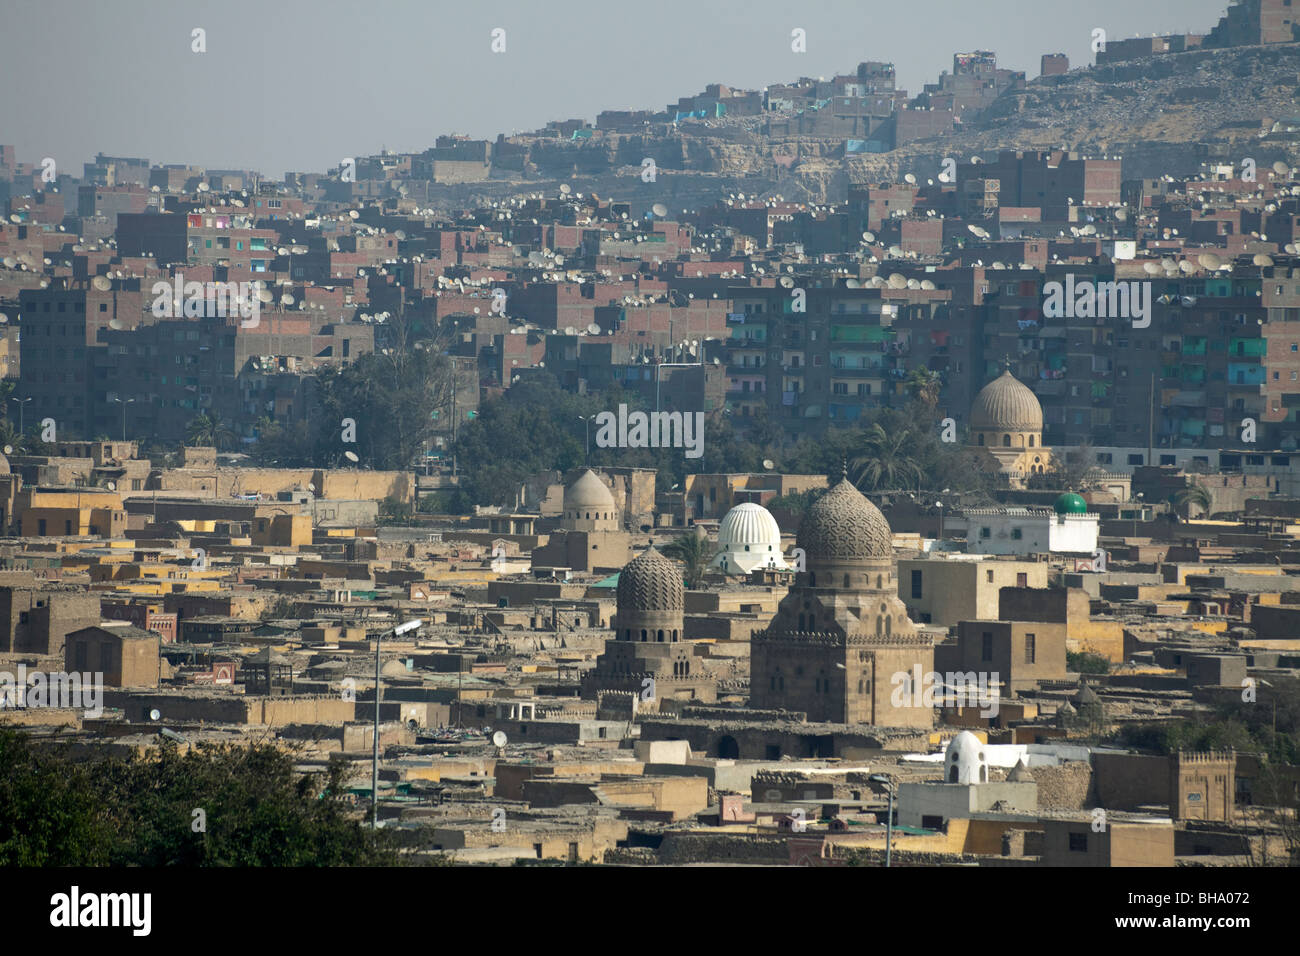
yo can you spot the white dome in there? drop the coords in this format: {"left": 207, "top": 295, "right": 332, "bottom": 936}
{"left": 709, "top": 502, "right": 788, "bottom": 574}
{"left": 944, "top": 731, "right": 988, "bottom": 785}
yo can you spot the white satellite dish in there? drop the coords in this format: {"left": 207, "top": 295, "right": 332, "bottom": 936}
{"left": 281, "top": 293, "right": 295, "bottom": 305}
{"left": 109, "top": 319, "right": 124, "bottom": 330}
{"left": 344, "top": 450, "right": 359, "bottom": 463}
{"left": 904, "top": 173, "right": 916, "bottom": 185}
{"left": 492, "top": 731, "right": 508, "bottom": 747}
{"left": 149, "top": 709, "right": 162, "bottom": 721}
{"left": 762, "top": 459, "right": 775, "bottom": 471}
{"left": 587, "top": 322, "right": 600, "bottom": 335}
{"left": 92, "top": 275, "right": 111, "bottom": 291}
{"left": 652, "top": 202, "right": 668, "bottom": 217}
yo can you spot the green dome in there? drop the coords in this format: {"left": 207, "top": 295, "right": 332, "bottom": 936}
{"left": 1054, "top": 492, "right": 1088, "bottom": 515}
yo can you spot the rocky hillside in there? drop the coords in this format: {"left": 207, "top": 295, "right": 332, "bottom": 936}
{"left": 426, "top": 43, "right": 1300, "bottom": 211}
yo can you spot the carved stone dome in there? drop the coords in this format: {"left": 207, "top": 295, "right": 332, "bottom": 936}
{"left": 0, "top": 453, "right": 9, "bottom": 475}
{"left": 616, "top": 546, "right": 684, "bottom": 612}
{"left": 970, "top": 370, "right": 1044, "bottom": 432}
{"left": 796, "top": 478, "right": 893, "bottom": 561}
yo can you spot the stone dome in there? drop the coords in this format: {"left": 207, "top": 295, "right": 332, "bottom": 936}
{"left": 1055, "top": 492, "right": 1088, "bottom": 515}
{"left": 616, "top": 546, "right": 684, "bottom": 612}
{"left": 796, "top": 478, "right": 893, "bottom": 561}
{"left": 565, "top": 468, "right": 615, "bottom": 510}
{"left": 970, "top": 370, "right": 1044, "bottom": 432}
{"left": 0, "top": 453, "right": 9, "bottom": 475}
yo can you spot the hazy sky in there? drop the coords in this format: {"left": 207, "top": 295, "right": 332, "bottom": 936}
{"left": 0, "top": 0, "right": 1232, "bottom": 179}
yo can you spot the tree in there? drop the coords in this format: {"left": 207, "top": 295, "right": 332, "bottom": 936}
{"left": 0, "top": 727, "right": 400, "bottom": 866}
{"left": 186, "top": 412, "right": 236, "bottom": 450}
{"left": 1171, "top": 484, "right": 1212, "bottom": 520}
{"left": 659, "top": 532, "right": 716, "bottom": 589}
{"left": 850, "top": 422, "right": 923, "bottom": 492}
{"left": 904, "top": 368, "right": 943, "bottom": 411}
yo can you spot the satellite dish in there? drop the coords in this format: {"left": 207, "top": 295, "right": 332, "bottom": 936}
{"left": 862, "top": 231, "right": 875, "bottom": 243}
{"left": 108, "top": 319, "right": 124, "bottom": 330}
{"left": 1, "top": 257, "right": 14, "bottom": 268}
{"left": 844, "top": 277, "right": 861, "bottom": 289}
{"left": 904, "top": 173, "right": 916, "bottom": 185}
{"left": 106, "top": 481, "right": 116, "bottom": 491}
{"left": 652, "top": 202, "right": 668, "bottom": 217}
{"left": 0, "top": 314, "right": 6, "bottom": 324}
{"left": 779, "top": 275, "right": 794, "bottom": 289}
{"left": 1198, "top": 252, "right": 1222, "bottom": 271}
{"left": 281, "top": 293, "right": 295, "bottom": 305}
{"left": 762, "top": 459, "right": 775, "bottom": 471}
{"left": 1254, "top": 253, "right": 1275, "bottom": 267}
{"left": 149, "top": 709, "right": 162, "bottom": 721}
{"left": 344, "top": 450, "right": 359, "bottom": 463}
{"left": 197, "top": 182, "right": 210, "bottom": 192}
{"left": 348, "top": 209, "right": 360, "bottom": 219}
{"left": 92, "top": 275, "right": 112, "bottom": 291}
{"left": 1143, "top": 261, "right": 1162, "bottom": 275}
{"left": 1274, "top": 161, "right": 1289, "bottom": 176}
{"left": 586, "top": 322, "right": 600, "bottom": 335}
{"left": 2, "top": 446, "right": 10, "bottom": 455}
{"left": 492, "top": 731, "right": 508, "bottom": 747}
{"left": 559, "top": 183, "right": 571, "bottom": 195}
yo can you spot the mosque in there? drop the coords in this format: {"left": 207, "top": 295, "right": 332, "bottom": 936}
{"left": 966, "top": 366, "right": 1053, "bottom": 488}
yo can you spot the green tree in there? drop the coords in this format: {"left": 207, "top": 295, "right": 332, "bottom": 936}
{"left": 659, "top": 532, "right": 716, "bottom": 589}
{"left": 904, "top": 367, "right": 943, "bottom": 411}
{"left": 0, "top": 728, "right": 400, "bottom": 866}
{"left": 1170, "top": 484, "right": 1212, "bottom": 519}
{"left": 850, "top": 422, "right": 924, "bottom": 492}
{"left": 186, "top": 412, "right": 236, "bottom": 450}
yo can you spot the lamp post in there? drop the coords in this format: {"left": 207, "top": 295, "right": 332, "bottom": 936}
{"left": 10, "top": 396, "right": 32, "bottom": 436}
{"left": 373, "top": 618, "right": 422, "bottom": 828}
{"left": 577, "top": 415, "right": 591, "bottom": 463}
{"left": 869, "top": 773, "right": 896, "bottom": 867}
{"left": 112, "top": 397, "right": 134, "bottom": 442}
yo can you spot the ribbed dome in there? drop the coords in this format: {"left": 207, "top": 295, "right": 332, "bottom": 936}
{"left": 564, "top": 468, "right": 615, "bottom": 510}
{"left": 0, "top": 453, "right": 9, "bottom": 476}
{"left": 616, "top": 546, "right": 684, "bottom": 612}
{"left": 970, "top": 370, "right": 1043, "bottom": 431}
{"left": 796, "top": 478, "right": 893, "bottom": 561}
{"left": 717, "top": 503, "right": 782, "bottom": 550}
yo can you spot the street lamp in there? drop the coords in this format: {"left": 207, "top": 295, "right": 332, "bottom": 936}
{"left": 869, "top": 773, "right": 896, "bottom": 867}
{"left": 373, "top": 618, "right": 422, "bottom": 828}
{"left": 10, "top": 397, "right": 32, "bottom": 436}
{"left": 112, "top": 397, "right": 135, "bottom": 442}
{"left": 577, "top": 415, "right": 592, "bottom": 463}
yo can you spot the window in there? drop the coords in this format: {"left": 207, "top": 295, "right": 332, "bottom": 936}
{"left": 980, "top": 527, "right": 991, "bottom": 540}
{"left": 1025, "top": 633, "right": 1036, "bottom": 664}
{"left": 1011, "top": 528, "right": 1023, "bottom": 540}
{"left": 982, "top": 632, "right": 993, "bottom": 661}
{"left": 1017, "top": 572, "right": 1028, "bottom": 587}
{"left": 1069, "top": 832, "right": 1088, "bottom": 852}
{"left": 911, "top": 569, "right": 923, "bottom": 599}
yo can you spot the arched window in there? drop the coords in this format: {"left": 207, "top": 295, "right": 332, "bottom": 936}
{"left": 978, "top": 434, "right": 984, "bottom": 446}
{"left": 809, "top": 572, "right": 816, "bottom": 587}
{"left": 798, "top": 613, "right": 807, "bottom": 629}
{"left": 1029, "top": 435, "right": 1035, "bottom": 447}
{"left": 876, "top": 575, "right": 883, "bottom": 589}
{"left": 657, "top": 629, "right": 664, "bottom": 642}
{"left": 876, "top": 617, "right": 883, "bottom": 637}
{"left": 1017, "top": 435, "right": 1025, "bottom": 448}
{"left": 1002, "top": 434, "right": 1011, "bottom": 447}
{"left": 885, "top": 616, "right": 891, "bottom": 636}
{"left": 843, "top": 574, "right": 850, "bottom": 588}
{"left": 683, "top": 661, "right": 689, "bottom": 677}
{"left": 640, "top": 629, "right": 647, "bottom": 642}
{"left": 672, "top": 629, "right": 679, "bottom": 641}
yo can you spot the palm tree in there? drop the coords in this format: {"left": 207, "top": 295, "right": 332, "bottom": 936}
{"left": 850, "top": 422, "right": 923, "bottom": 492}
{"left": 660, "top": 532, "right": 716, "bottom": 590}
{"left": 905, "top": 367, "right": 943, "bottom": 410}
{"left": 1170, "top": 484, "right": 1212, "bottom": 520}
{"left": 185, "top": 412, "right": 236, "bottom": 450}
